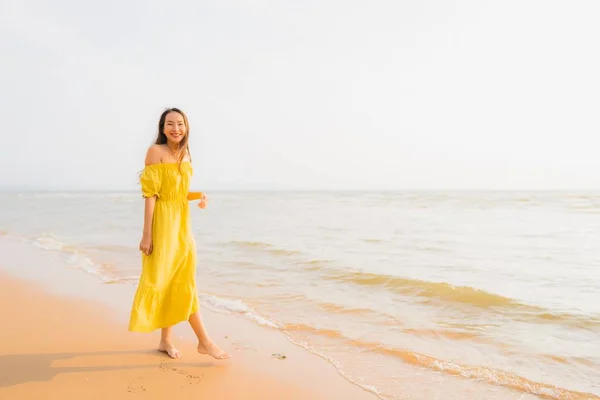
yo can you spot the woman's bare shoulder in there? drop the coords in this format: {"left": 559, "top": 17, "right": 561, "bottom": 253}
{"left": 145, "top": 144, "right": 164, "bottom": 166}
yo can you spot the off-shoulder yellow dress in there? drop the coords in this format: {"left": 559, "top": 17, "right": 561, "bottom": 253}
{"left": 128, "top": 162, "right": 199, "bottom": 333}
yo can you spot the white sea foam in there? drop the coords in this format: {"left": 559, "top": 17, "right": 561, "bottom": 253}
{"left": 65, "top": 251, "right": 105, "bottom": 278}
{"left": 200, "top": 294, "right": 281, "bottom": 329}
{"left": 28, "top": 233, "right": 118, "bottom": 283}
{"left": 31, "top": 233, "right": 66, "bottom": 250}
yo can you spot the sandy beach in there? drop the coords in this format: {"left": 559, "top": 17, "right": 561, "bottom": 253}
{"left": 0, "top": 236, "right": 377, "bottom": 400}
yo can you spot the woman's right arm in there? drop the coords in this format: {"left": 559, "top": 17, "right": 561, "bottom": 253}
{"left": 139, "top": 146, "right": 162, "bottom": 255}
{"left": 140, "top": 196, "right": 157, "bottom": 251}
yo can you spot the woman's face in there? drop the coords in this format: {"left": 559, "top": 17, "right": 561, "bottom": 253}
{"left": 163, "top": 111, "right": 187, "bottom": 144}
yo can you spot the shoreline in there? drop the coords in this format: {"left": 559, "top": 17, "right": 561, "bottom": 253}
{"left": 0, "top": 235, "right": 378, "bottom": 400}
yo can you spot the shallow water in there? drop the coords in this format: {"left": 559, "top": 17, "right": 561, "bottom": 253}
{"left": 1, "top": 190, "right": 599, "bottom": 399}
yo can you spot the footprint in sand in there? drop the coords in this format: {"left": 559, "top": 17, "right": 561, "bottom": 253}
{"left": 126, "top": 376, "right": 146, "bottom": 393}
{"left": 158, "top": 361, "right": 204, "bottom": 384}
{"left": 231, "top": 341, "right": 257, "bottom": 352}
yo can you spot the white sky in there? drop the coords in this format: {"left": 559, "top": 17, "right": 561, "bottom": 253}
{"left": 0, "top": 0, "right": 599, "bottom": 191}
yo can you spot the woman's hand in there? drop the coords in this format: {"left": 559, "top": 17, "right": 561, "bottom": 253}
{"left": 198, "top": 193, "right": 208, "bottom": 209}
{"left": 139, "top": 234, "right": 153, "bottom": 255}
{"left": 189, "top": 191, "right": 208, "bottom": 209}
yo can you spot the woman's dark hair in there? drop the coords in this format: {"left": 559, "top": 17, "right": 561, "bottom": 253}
{"left": 155, "top": 107, "right": 191, "bottom": 164}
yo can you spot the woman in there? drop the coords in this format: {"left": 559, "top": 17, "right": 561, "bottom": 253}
{"left": 128, "top": 107, "right": 230, "bottom": 360}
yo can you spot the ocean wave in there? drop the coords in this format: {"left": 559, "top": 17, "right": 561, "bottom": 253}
{"left": 284, "top": 323, "right": 347, "bottom": 339}
{"left": 366, "top": 345, "right": 599, "bottom": 400}
{"left": 200, "top": 294, "right": 281, "bottom": 329}
{"left": 82, "top": 244, "right": 136, "bottom": 254}
{"left": 320, "top": 270, "right": 600, "bottom": 328}
{"left": 362, "top": 238, "right": 390, "bottom": 243}
{"left": 222, "top": 260, "right": 270, "bottom": 270}
{"left": 294, "top": 259, "right": 335, "bottom": 271}
{"left": 285, "top": 323, "right": 599, "bottom": 400}
{"left": 102, "top": 276, "right": 140, "bottom": 285}
{"left": 401, "top": 327, "right": 485, "bottom": 342}
{"left": 31, "top": 233, "right": 70, "bottom": 251}
{"left": 228, "top": 240, "right": 272, "bottom": 248}
{"left": 26, "top": 233, "right": 126, "bottom": 283}
{"left": 316, "top": 301, "right": 381, "bottom": 316}
{"left": 324, "top": 269, "right": 521, "bottom": 308}
{"left": 283, "top": 335, "right": 386, "bottom": 400}
{"left": 226, "top": 240, "right": 302, "bottom": 257}
{"left": 268, "top": 248, "right": 302, "bottom": 256}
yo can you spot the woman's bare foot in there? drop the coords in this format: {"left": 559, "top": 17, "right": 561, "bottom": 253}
{"left": 158, "top": 341, "right": 182, "bottom": 359}
{"left": 197, "top": 341, "right": 230, "bottom": 360}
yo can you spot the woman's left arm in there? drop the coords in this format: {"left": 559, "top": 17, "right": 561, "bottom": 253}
{"left": 187, "top": 191, "right": 204, "bottom": 201}
{"left": 188, "top": 191, "right": 207, "bottom": 208}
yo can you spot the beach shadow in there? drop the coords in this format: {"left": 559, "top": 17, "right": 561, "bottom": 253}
{"left": 0, "top": 349, "right": 214, "bottom": 388}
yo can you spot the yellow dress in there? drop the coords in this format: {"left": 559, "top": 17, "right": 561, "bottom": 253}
{"left": 128, "top": 162, "right": 199, "bottom": 333}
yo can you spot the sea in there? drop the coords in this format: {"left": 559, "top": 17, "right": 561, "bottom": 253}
{"left": 1, "top": 190, "right": 599, "bottom": 400}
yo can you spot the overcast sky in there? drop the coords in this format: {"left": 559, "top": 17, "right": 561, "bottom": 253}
{"left": 1, "top": 0, "right": 599, "bottom": 191}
